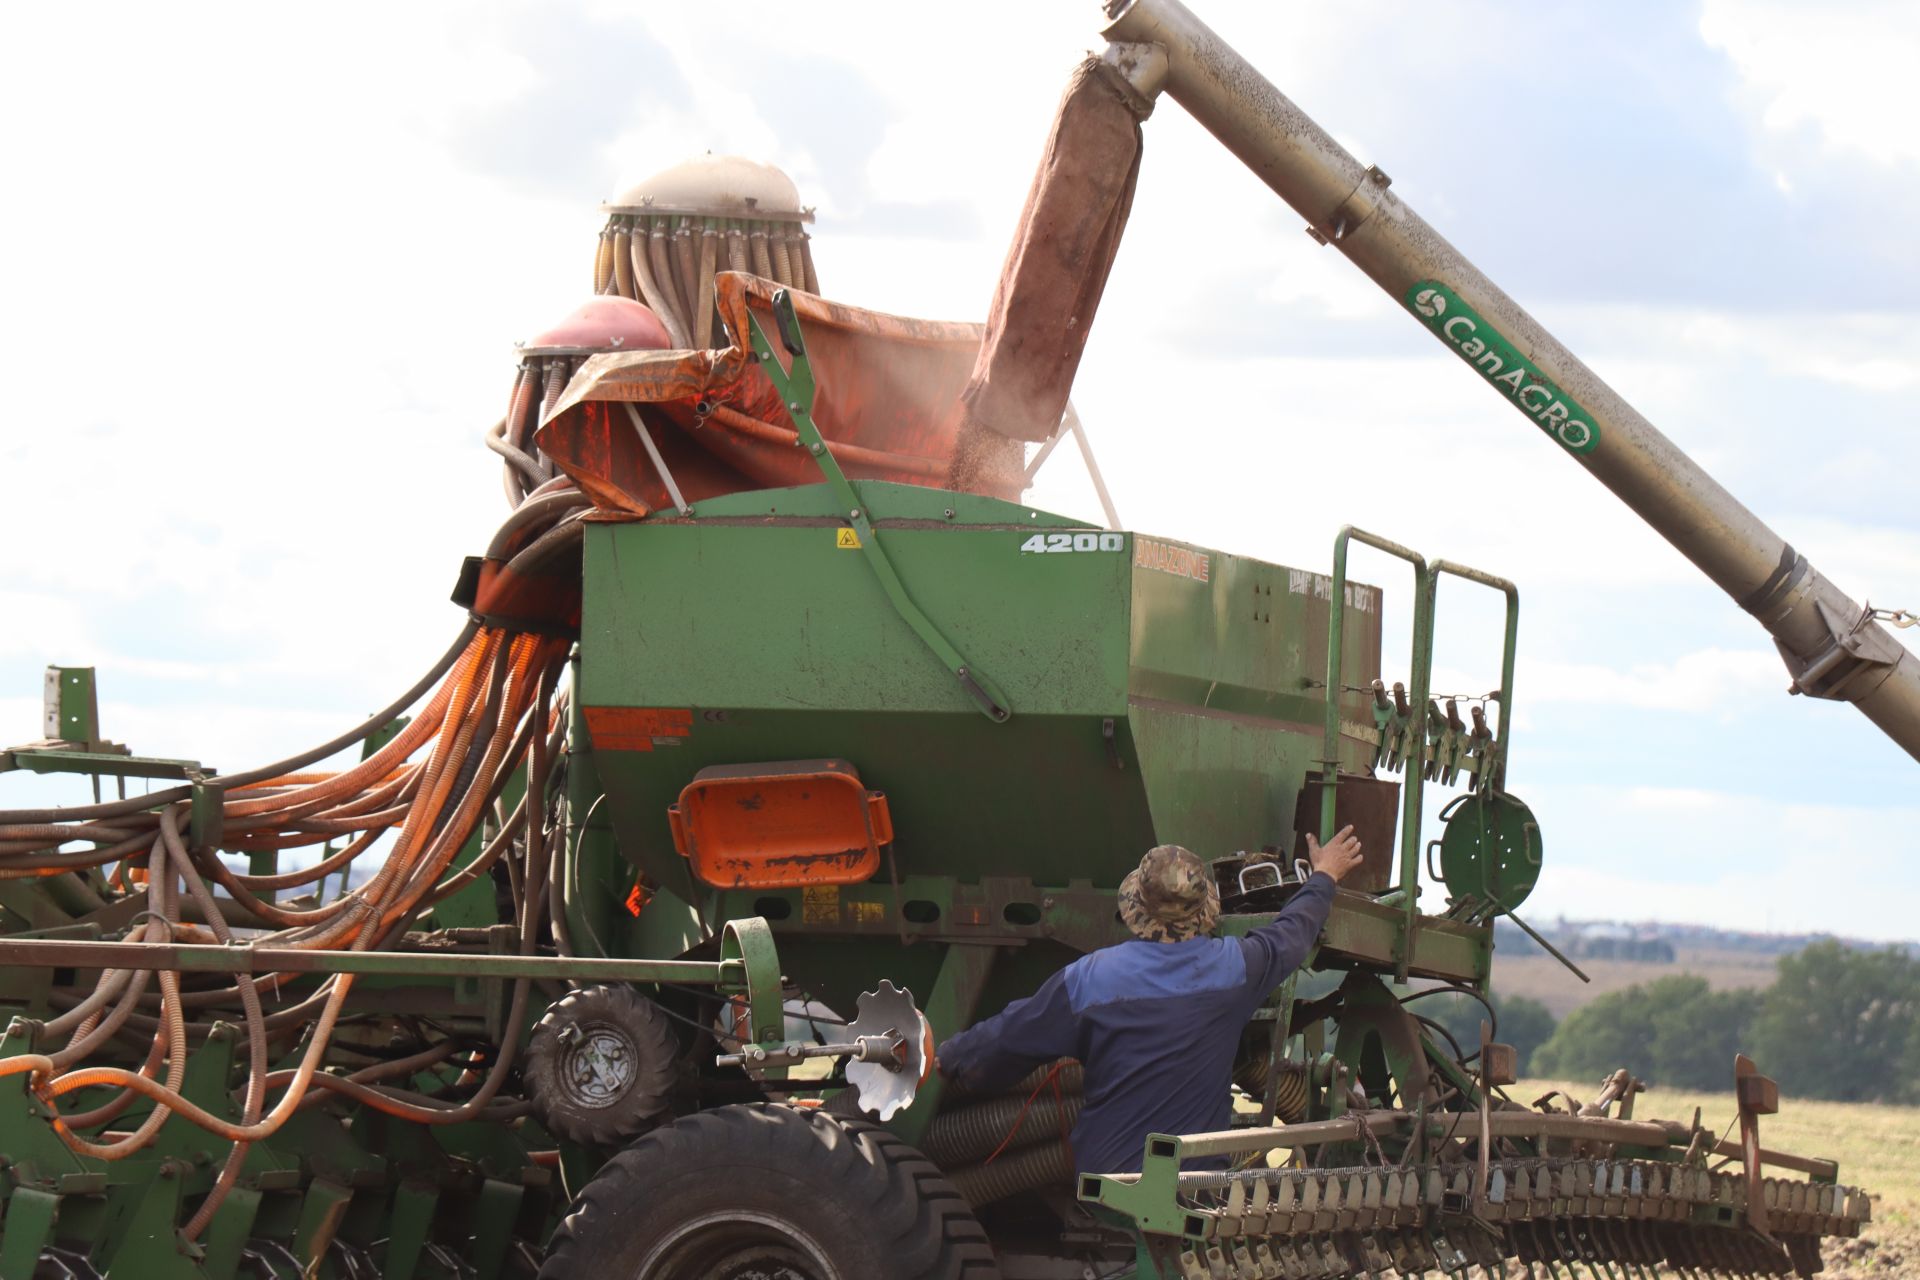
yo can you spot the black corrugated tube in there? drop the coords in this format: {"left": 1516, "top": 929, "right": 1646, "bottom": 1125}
{"left": 920, "top": 1091, "right": 1083, "bottom": 1167}
{"left": 947, "top": 1139, "right": 1076, "bottom": 1207}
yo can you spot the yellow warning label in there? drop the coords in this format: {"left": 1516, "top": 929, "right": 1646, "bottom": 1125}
{"left": 802, "top": 885, "right": 840, "bottom": 924}
{"left": 835, "top": 527, "right": 862, "bottom": 549}
{"left": 849, "top": 900, "right": 887, "bottom": 926}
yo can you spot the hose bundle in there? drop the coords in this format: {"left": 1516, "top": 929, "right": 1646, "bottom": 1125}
{"left": 0, "top": 478, "right": 588, "bottom": 1235}
{"left": 595, "top": 211, "right": 818, "bottom": 351}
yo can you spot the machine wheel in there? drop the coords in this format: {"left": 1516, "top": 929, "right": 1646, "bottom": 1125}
{"left": 524, "top": 984, "right": 679, "bottom": 1146}
{"left": 540, "top": 1103, "right": 1000, "bottom": 1280}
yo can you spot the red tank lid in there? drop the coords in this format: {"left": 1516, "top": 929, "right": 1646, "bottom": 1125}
{"left": 520, "top": 296, "right": 672, "bottom": 356}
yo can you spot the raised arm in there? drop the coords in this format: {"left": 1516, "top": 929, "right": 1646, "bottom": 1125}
{"left": 1239, "top": 825, "right": 1362, "bottom": 995}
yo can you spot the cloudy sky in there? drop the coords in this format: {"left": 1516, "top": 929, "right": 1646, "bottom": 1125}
{"left": 3, "top": 1, "right": 1916, "bottom": 940}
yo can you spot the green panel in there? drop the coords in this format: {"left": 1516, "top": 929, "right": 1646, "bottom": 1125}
{"left": 580, "top": 485, "right": 1146, "bottom": 893}
{"left": 1126, "top": 702, "right": 1319, "bottom": 860}
{"left": 1127, "top": 534, "right": 1382, "bottom": 859}
{"left": 581, "top": 490, "right": 1129, "bottom": 719}
{"left": 1129, "top": 535, "right": 1381, "bottom": 744}
{"left": 592, "top": 710, "right": 1155, "bottom": 895}
{"left": 580, "top": 485, "right": 1386, "bottom": 899}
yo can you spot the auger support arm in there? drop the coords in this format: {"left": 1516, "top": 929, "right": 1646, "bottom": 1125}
{"left": 1100, "top": 0, "right": 1920, "bottom": 762}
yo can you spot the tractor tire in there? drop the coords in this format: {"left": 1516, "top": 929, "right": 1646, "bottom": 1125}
{"left": 539, "top": 1103, "right": 1000, "bottom": 1280}
{"left": 523, "top": 984, "right": 679, "bottom": 1146}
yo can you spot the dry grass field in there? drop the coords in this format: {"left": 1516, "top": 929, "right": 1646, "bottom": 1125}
{"left": 1492, "top": 947, "right": 1779, "bottom": 1019}
{"left": 1520, "top": 1078, "right": 1920, "bottom": 1276}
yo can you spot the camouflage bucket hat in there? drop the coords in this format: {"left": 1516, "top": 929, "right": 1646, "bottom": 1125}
{"left": 1118, "top": 844, "right": 1220, "bottom": 943}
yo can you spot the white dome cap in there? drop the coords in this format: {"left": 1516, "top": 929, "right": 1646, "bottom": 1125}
{"left": 604, "top": 153, "right": 813, "bottom": 223}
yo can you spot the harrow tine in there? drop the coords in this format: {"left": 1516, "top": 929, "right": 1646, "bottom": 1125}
{"left": 1539, "top": 1220, "right": 1571, "bottom": 1280}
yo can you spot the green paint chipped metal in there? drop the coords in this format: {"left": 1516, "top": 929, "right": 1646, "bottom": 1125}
{"left": 1405, "top": 280, "right": 1600, "bottom": 455}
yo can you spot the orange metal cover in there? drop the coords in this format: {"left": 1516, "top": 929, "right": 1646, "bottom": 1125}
{"left": 668, "top": 759, "right": 893, "bottom": 889}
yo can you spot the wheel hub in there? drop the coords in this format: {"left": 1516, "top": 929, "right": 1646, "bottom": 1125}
{"left": 561, "top": 1023, "right": 637, "bottom": 1107}
{"left": 640, "top": 1210, "right": 840, "bottom": 1280}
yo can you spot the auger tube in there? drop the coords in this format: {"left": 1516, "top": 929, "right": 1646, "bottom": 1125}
{"left": 1101, "top": 0, "right": 1920, "bottom": 762}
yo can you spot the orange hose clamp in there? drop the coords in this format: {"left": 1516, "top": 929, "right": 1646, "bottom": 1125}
{"left": 667, "top": 759, "right": 894, "bottom": 889}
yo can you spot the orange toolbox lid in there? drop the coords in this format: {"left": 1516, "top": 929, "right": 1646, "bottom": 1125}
{"left": 668, "top": 758, "right": 893, "bottom": 889}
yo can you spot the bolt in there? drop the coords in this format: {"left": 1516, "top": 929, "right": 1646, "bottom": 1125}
{"left": 849, "top": 509, "right": 861, "bottom": 520}
{"left": 809, "top": 443, "right": 823, "bottom": 455}
{"left": 944, "top": 508, "right": 955, "bottom": 519}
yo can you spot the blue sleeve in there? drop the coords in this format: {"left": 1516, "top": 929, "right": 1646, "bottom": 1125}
{"left": 1237, "top": 872, "right": 1335, "bottom": 998}
{"left": 935, "top": 966, "right": 1081, "bottom": 1094}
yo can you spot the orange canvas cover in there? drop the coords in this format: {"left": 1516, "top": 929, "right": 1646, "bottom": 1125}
{"left": 536, "top": 273, "right": 1026, "bottom": 517}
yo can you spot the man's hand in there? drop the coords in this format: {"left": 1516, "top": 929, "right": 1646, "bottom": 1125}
{"left": 1306, "top": 824, "right": 1364, "bottom": 884}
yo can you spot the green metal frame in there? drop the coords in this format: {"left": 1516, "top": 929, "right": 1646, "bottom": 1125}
{"left": 0, "top": 923, "right": 778, "bottom": 993}
{"left": 1429, "top": 558, "right": 1519, "bottom": 791}
{"left": 1322, "top": 527, "right": 1432, "bottom": 980}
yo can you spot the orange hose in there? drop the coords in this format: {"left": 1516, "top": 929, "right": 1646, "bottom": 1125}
{"left": 25, "top": 627, "right": 577, "bottom": 1164}
{"left": 222, "top": 651, "right": 467, "bottom": 820}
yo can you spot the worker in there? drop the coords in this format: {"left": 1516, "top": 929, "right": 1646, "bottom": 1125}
{"left": 935, "top": 827, "right": 1363, "bottom": 1176}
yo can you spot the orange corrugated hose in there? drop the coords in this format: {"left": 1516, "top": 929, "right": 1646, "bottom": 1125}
{"left": 5, "top": 621, "right": 575, "bottom": 1174}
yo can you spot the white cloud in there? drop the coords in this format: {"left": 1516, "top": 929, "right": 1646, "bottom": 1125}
{"left": 1701, "top": 0, "right": 1920, "bottom": 170}
{"left": 1520, "top": 649, "right": 1785, "bottom": 714}
{"left": 1516, "top": 783, "right": 1916, "bottom": 940}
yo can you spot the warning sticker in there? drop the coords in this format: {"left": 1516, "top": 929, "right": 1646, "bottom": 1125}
{"left": 849, "top": 900, "right": 888, "bottom": 926}
{"left": 835, "top": 528, "right": 862, "bottom": 549}
{"left": 583, "top": 706, "right": 693, "bottom": 752}
{"left": 802, "top": 885, "right": 840, "bottom": 924}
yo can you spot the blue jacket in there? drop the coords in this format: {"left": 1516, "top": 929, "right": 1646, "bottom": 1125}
{"left": 937, "top": 872, "right": 1336, "bottom": 1176}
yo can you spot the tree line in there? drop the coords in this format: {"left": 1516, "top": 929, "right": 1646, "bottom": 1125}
{"left": 1527, "top": 941, "right": 1919, "bottom": 1102}
{"left": 1411, "top": 941, "right": 1920, "bottom": 1103}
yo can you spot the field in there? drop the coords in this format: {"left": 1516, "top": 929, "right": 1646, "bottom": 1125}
{"left": 1520, "top": 1078, "right": 1920, "bottom": 1276}
{"left": 1492, "top": 947, "right": 1778, "bottom": 1019}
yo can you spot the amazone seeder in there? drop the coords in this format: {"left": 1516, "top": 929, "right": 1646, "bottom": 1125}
{"left": 1, "top": 2, "right": 1900, "bottom": 1276}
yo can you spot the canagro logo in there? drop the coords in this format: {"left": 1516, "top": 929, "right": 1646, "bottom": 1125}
{"left": 1404, "top": 280, "right": 1600, "bottom": 455}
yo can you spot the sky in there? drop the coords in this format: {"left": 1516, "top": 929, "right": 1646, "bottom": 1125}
{"left": 2, "top": 1, "right": 1917, "bottom": 940}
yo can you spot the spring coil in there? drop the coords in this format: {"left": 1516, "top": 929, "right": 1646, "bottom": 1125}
{"left": 1231, "top": 1056, "right": 1309, "bottom": 1124}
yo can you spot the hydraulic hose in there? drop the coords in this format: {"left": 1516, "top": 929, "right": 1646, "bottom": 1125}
{"left": 631, "top": 227, "right": 692, "bottom": 349}
{"left": 611, "top": 227, "right": 636, "bottom": 301}
{"left": 0, "top": 620, "right": 482, "bottom": 833}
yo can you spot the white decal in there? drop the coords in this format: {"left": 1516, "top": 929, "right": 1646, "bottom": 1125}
{"left": 1020, "top": 531, "right": 1125, "bottom": 554}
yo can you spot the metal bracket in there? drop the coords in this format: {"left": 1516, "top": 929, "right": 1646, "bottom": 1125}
{"left": 746, "top": 289, "right": 1012, "bottom": 722}
{"left": 1779, "top": 597, "right": 1906, "bottom": 701}
{"left": 621, "top": 401, "right": 693, "bottom": 516}
{"left": 718, "top": 915, "right": 784, "bottom": 1046}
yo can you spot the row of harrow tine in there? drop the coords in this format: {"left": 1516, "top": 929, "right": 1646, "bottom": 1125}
{"left": 1173, "top": 1154, "right": 1863, "bottom": 1280}
{"left": 1178, "top": 1218, "right": 1820, "bottom": 1279}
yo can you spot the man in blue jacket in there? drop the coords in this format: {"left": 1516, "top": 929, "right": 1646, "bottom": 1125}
{"left": 936, "top": 827, "right": 1363, "bottom": 1176}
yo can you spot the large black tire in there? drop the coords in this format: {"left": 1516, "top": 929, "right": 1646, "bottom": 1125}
{"left": 539, "top": 1103, "right": 1000, "bottom": 1280}
{"left": 523, "top": 984, "right": 680, "bottom": 1147}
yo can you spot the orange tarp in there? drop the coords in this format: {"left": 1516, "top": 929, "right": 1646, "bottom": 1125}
{"left": 537, "top": 273, "right": 1026, "bottom": 517}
